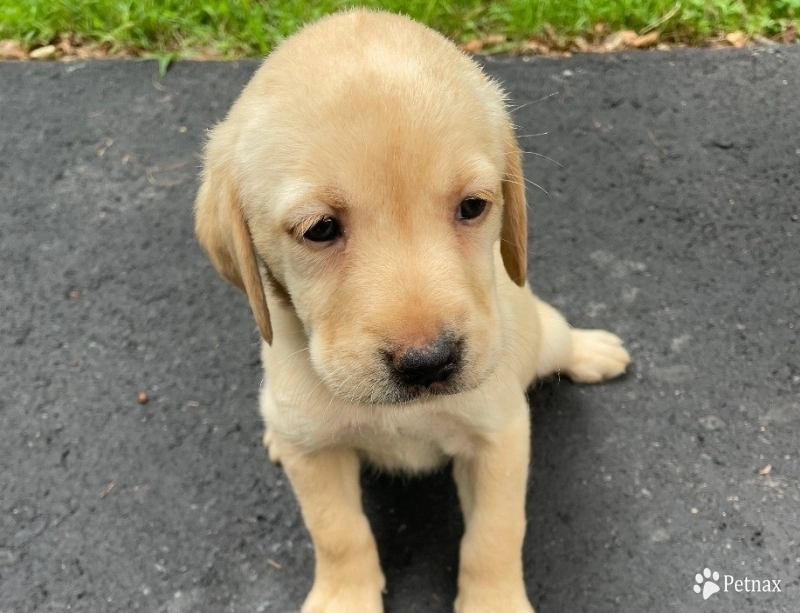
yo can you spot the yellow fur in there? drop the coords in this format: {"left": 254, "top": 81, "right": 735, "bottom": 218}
{"left": 195, "top": 10, "right": 630, "bottom": 613}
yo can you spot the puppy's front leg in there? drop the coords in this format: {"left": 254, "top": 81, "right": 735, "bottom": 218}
{"left": 452, "top": 401, "right": 535, "bottom": 613}
{"left": 278, "top": 440, "right": 385, "bottom": 613}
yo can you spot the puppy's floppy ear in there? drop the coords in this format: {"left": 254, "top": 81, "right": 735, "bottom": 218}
{"left": 195, "top": 130, "right": 273, "bottom": 344}
{"left": 500, "top": 127, "right": 528, "bottom": 286}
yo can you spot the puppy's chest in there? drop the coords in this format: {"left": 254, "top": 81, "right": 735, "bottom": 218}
{"left": 268, "top": 386, "right": 485, "bottom": 473}
{"left": 349, "top": 411, "right": 479, "bottom": 473}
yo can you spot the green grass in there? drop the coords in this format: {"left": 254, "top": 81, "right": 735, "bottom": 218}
{"left": 1, "top": 0, "right": 798, "bottom": 57}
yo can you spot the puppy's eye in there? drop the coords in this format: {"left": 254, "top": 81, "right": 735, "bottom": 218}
{"left": 303, "top": 216, "right": 341, "bottom": 242}
{"left": 458, "top": 197, "right": 488, "bottom": 221}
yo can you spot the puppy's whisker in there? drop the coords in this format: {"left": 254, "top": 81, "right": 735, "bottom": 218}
{"left": 278, "top": 346, "right": 310, "bottom": 367}
{"left": 498, "top": 314, "right": 537, "bottom": 372}
{"left": 296, "top": 362, "right": 347, "bottom": 407}
{"left": 499, "top": 236, "right": 522, "bottom": 250}
{"left": 503, "top": 342, "right": 529, "bottom": 372}
{"left": 517, "top": 132, "right": 550, "bottom": 139}
{"left": 508, "top": 348, "right": 533, "bottom": 370}
{"left": 524, "top": 177, "right": 548, "bottom": 195}
{"left": 487, "top": 362, "right": 518, "bottom": 400}
{"left": 522, "top": 151, "right": 564, "bottom": 168}
{"left": 502, "top": 176, "right": 548, "bottom": 196}
{"left": 507, "top": 91, "right": 558, "bottom": 113}
{"left": 507, "top": 335, "right": 537, "bottom": 362}
{"left": 325, "top": 369, "right": 357, "bottom": 406}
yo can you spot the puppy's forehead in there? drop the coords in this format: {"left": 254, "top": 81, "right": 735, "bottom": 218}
{"left": 238, "top": 12, "right": 511, "bottom": 218}
{"left": 278, "top": 73, "right": 505, "bottom": 179}
{"left": 296, "top": 80, "right": 503, "bottom": 195}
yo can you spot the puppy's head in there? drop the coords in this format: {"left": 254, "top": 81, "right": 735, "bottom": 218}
{"left": 196, "top": 10, "right": 527, "bottom": 404}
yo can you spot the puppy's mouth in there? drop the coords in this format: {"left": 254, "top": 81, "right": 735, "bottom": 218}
{"left": 315, "top": 334, "right": 496, "bottom": 406}
{"left": 387, "top": 377, "right": 464, "bottom": 404}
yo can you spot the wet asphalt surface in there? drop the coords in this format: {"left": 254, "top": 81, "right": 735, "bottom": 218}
{"left": 1, "top": 46, "right": 799, "bottom": 613}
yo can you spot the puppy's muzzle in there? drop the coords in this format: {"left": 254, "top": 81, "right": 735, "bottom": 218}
{"left": 386, "top": 335, "right": 462, "bottom": 392}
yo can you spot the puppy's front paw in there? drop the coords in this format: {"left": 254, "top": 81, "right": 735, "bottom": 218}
{"left": 565, "top": 329, "right": 630, "bottom": 383}
{"left": 262, "top": 427, "right": 281, "bottom": 465}
{"left": 301, "top": 578, "right": 384, "bottom": 613}
{"left": 454, "top": 587, "right": 535, "bottom": 613}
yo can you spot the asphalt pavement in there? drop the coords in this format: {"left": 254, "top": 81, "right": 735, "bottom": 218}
{"left": 1, "top": 46, "right": 799, "bottom": 613}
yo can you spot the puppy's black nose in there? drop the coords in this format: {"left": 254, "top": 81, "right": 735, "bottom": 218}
{"left": 390, "top": 337, "right": 462, "bottom": 388}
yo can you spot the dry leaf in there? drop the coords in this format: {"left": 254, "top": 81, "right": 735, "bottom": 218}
{"left": 725, "top": 31, "right": 748, "bottom": 48}
{"left": 0, "top": 39, "right": 27, "bottom": 60}
{"left": 483, "top": 34, "right": 506, "bottom": 47}
{"left": 461, "top": 39, "right": 483, "bottom": 53}
{"left": 601, "top": 34, "right": 624, "bottom": 51}
{"left": 541, "top": 23, "right": 568, "bottom": 49}
{"left": 603, "top": 30, "right": 637, "bottom": 51}
{"left": 759, "top": 464, "right": 772, "bottom": 476}
{"left": 56, "top": 39, "right": 76, "bottom": 55}
{"left": 523, "top": 40, "right": 550, "bottom": 55}
{"left": 76, "top": 45, "right": 104, "bottom": 59}
{"left": 543, "top": 23, "right": 558, "bottom": 44}
{"left": 572, "top": 36, "right": 591, "bottom": 52}
{"left": 100, "top": 482, "right": 116, "bottom": 498}
{"left": 30, "top": 44, "right": 57, "bottom": 60}
{"left": 593, "top": 22, "right": 608, "bottom": 40}
{"left": 782, "top": 23, "right": 796, "bottom": 44}
{"left": 753, "top": 34, "right": 778, "bottom": 46}
{"left": 632, "top": 32, "right": 660, "bottom": 48}
{"left": 647, "top": 129, "right": 668, "bottom": 155}
{"left": 96, "top": 137, "right": 114, "bottom": 157}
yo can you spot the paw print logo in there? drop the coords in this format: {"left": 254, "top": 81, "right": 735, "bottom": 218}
{"left": 693, "top": 568, "right": 721, "bottom": 600}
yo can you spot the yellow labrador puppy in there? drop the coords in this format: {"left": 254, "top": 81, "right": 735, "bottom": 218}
{"left": 195, "top": 9, "right": 629, "bottom": 613}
